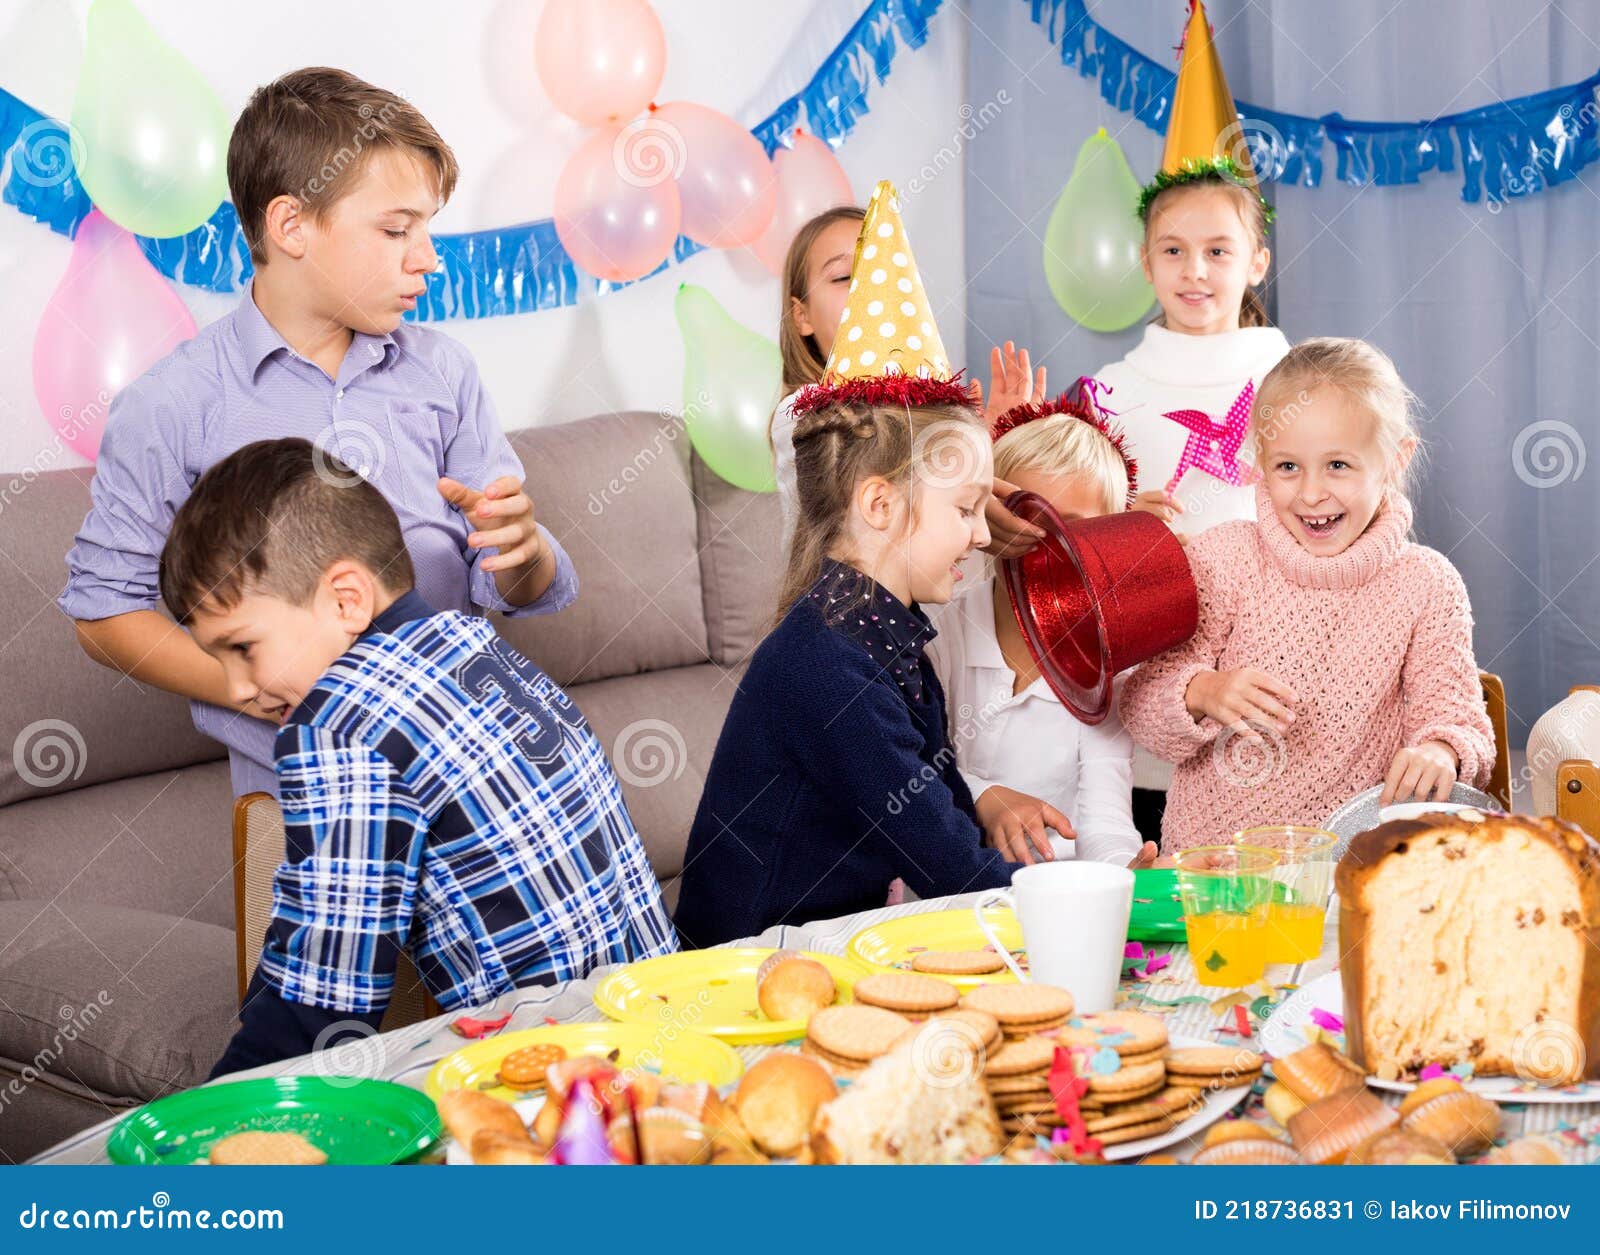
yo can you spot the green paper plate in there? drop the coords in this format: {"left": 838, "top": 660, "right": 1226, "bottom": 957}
{"left": 107, "top": 1075, "right": 441, "bottom": 1166}
{"left": 1128, "top": 868, "right": 1186, "bottom": 942}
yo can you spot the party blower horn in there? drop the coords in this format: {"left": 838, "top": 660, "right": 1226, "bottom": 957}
{"left": 1000, "top": 500, "right": 1198, "bottom": 725}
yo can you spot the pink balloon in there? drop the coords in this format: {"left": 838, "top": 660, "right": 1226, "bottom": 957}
{"left": 651, "top": 101, "right": 776, "bottom": 250}
{"left": 553, "top": 125, "right": 682, "bottom": 282}
{"left": 751, "top": 129, "right": 855, "bottom": 274}
{"left": 32, "top": 210, "right": 197, "bottom": 461}
{"left": 535, "top": 0, "right": 666, "bottom": 127}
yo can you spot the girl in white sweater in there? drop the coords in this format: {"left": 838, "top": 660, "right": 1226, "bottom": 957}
{"left": 1097, "top": 174, "right": 1290, "bottom": 538}
{"left": 1095, "top": 172, "right": 1292, "bottom": 836}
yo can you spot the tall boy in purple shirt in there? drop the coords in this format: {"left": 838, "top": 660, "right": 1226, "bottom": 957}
{"left": 60, "top": 68, "right": 577, "bottom": 797}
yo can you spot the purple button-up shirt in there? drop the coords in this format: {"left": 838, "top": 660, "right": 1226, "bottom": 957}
{"left": 59, "top": 284, "right": 578, "bottom": 798}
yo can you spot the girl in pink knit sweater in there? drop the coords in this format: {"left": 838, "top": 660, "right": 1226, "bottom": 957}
{"left": 1119, "top": 338, "right": 1495, "bottom": 850}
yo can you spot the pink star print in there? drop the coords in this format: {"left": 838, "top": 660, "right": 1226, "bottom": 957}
{"left": 1162, "top": 380, "right": 1260, "bottom": 496}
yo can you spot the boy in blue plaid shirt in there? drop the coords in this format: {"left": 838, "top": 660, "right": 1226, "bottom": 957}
{"left": 159, "top": 438, "right": 676, "bottom": 1076}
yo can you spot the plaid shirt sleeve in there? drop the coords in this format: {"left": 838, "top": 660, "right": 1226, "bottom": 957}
{"left": 257, "top": 723, "right": 427, "bottom": 1015}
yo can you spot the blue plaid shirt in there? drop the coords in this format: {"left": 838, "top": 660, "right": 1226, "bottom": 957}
{"left": 216, "top": 590, "right": 676, "bottom": 1074}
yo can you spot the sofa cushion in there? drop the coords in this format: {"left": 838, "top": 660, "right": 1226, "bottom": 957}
{"left": 691, "top": 448, "right": 784, "bottom": 666}
{"left": 568, "top": 662, "right": 743, "bottom": 884}
{"left": 0, "top": 900, "right": 237, "bottom": 1102}
{"left": 0, "top": 762, "right": 235, "bottom": 928}
{"left": 499, "top": 413, "right": 709, "bottom": 685}
{"left": 0, "top": 468, "right": 225, "bottom": 807}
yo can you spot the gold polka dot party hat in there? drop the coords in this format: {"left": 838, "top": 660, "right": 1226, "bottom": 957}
{"left": 790, "top": 179, "right": 975, "bottom": 417}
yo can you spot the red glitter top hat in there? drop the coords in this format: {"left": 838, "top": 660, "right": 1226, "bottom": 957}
{"left": 1000, "top": 493, "right": 1199, "bottom": 724}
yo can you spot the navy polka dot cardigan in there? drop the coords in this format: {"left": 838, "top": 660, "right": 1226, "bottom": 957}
{"left": 673, "top": 560, "right": 1016, "bottom": 947}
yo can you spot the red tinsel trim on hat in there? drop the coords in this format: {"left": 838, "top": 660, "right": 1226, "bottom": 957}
{"left": 990, "top": 378, "right": 1140, "bottom": 508}
{"left": 788, "top": 370, "right": 976, "bottom": 418}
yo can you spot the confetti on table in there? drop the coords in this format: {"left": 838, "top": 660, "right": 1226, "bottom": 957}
{"left": 449, "top": 1012, "right": 512, "bottom": 1039}
{"left": 1309, "top": 1008, "right": 1344, "bottom": 1033}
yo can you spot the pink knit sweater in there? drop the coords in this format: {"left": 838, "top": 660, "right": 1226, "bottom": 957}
{"left": 1119, "top": 486, "right": 1494, "bottom": 849}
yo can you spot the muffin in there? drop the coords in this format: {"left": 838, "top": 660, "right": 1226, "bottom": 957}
{"left": 1399, "top": 1080, "right": 1501, "bottom": 1157}
{"left": 756, "top": 950, "right": 839, "bottom": 1021}
{"left": 1287, "top": 1086, "right": 1398, "bottom": 1164}
{"left": 733, "top": 1051, "right": 838, "bottom": 1158}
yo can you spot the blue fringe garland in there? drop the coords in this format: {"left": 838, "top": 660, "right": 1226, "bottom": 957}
{"left": 8, "top": 0, "right": 1597, "bottom": 319}
{"left": 0, "top": 0, "right": 943, "bottom": 320}
{"left": 1030, "top": 0, "right": 1599, "bottom": 204}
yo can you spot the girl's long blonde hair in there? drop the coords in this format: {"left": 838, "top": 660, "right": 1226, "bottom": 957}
{"left": 1143, "top": 175, "right": 1273, "bottom": 329}
{"left": 777, "top": 398, "right": 985, "bottom": 621}
{"left": 778, "top": 205, "right": 866, "bottom": 392}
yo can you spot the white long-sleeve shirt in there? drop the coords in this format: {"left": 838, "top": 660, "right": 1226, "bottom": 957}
{"left": 926, "top": 575, "right": 1143, "bottom": 865}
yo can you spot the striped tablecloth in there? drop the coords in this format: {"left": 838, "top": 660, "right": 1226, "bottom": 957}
{"left": 32, "top": 893, "right": 1600, "bottom": 1164}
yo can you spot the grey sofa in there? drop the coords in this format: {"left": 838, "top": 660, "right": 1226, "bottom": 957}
{"left": 0, "top": 411, "right": 781, "bottom": 1162}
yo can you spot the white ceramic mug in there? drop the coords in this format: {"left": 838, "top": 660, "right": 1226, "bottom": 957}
{"left": 973, "top": 861, "right": 1134, "bottom": 1013}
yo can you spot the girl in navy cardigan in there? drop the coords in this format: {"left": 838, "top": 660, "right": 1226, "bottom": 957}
{"left": 673, "top": 393, "right": 1019, "bottom": 947}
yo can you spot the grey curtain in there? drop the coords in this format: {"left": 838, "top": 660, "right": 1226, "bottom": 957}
{"left": 964, "top": 0, "right": 1600, "bottom": 743}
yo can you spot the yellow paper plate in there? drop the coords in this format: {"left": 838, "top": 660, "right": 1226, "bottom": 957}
{"left": 423, "top": 1022, "right": 744, "bottom": 1102}
{"left": 592, "top": 948, "right": 863, "bottom": 1046}
{"left": 847, "top": 908, "right": 1025, "bottom": 989}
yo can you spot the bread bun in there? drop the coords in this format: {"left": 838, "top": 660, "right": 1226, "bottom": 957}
{"left": 756, "top": 950, "right": 838, "bottom": 1021}
{"left": 733, "top": 1051, "right": 838, "bottom": 1157}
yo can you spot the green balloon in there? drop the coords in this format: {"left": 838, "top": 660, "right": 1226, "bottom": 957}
{"left": 72, "top": 0, "right": 231, "bottom": 239}
{"left": 676, "top": 283, "right": 780, "bottom": 493}
{"left": 1042, "top": 129, "right": 1156, "bottom": 333}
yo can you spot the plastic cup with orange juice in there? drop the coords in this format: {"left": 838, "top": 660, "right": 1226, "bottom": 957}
{"left": 1174, "top": 845, "right": 1280, "bottom": 987}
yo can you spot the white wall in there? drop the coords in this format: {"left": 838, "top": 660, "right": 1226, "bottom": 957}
{"left": 0, "top": 0, "right": 972, "bottom": 473}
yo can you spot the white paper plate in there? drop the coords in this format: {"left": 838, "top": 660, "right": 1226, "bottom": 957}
{"left": 1261, "top": 971, "right": 1600, "bottom": 1105}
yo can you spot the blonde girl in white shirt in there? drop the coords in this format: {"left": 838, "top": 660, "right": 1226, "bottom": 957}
{"left": 926, "top": 391, "right": 1160, "bottom": 869}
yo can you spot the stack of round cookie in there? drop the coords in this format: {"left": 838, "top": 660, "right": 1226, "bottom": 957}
{"left": 801, "top": 1004, "right": 912, "bottom": 1078}
{"left": 959, "top": 982, "right": 1075, "bottom": 1038}
{"left": 982, "top": 1034, "right": 1060, "bottom": 1135}
{"left": 851, "top": 972, "right": 960, "bottom": 1018}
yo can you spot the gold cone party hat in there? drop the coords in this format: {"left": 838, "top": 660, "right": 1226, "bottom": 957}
{"left": 1138, "top": 1, "right": 1272, "bottom": 223}
{"left": 1161, "top": 0, "right": 1253, "bottom": 183}
{"left": 792, "top": 179, "right": 973, "bottom": 416}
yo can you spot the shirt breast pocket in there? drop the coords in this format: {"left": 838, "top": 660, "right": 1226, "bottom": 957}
{"left": 378, "top": 402, "right": 451, "bottom": 481}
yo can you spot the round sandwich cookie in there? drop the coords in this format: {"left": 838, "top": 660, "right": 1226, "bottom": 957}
{"left": 805, "top": 1004, "right": 911, "bottom": 1062}
{"left": 961, "top": 982, "right": 1075, "bottom": 1029}
{"left": 852, "top": 972, "right": 961, "bottom": 1016}
{"left": 982, "top": 1035, "right": 1058, "bottom": 1078}
{"left": 986, "top": 1073, "right": 1052, "bottom": 1097}
{"left": 1085, "top": 1088, "right": 1205, "bottom": 1133}
{"left": 1057, "top": 1011, "right": 1168, "bottom": 1058}
{"left": 1164, "top": 1045, "right": 1263, "bottom": 1088}
{"left": 1083, "top": 1058, "right": 1167, "bottom": 1100}
{"left": 911, "top": 950, "right": 1007, "bottom": 976}
{"left": 208, "top": 1130, "right": 327, "bottom": 1166}
{"left": 799, "top": 1038, "right": 869, "bottom": 1078}
{"left": 496, "top": 1042, "right": 568, "bottom": 1090}
{"left": 1094, "top": 1115, "right": 1177, "bottom": 1147}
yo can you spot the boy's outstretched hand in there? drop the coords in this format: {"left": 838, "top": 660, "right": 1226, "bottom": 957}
{"left": 438, "top": 475, "right": 553, "bottom": 602}
{"left": 971, "top": 340, "right": 1047, "bottom": 424}
{"left": 982, "top": 475, "right": 1046, "bottom": 559}
{"left": 975, "top": 784, "right": 1075, "bottom": 865}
